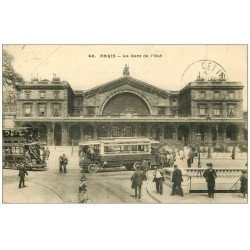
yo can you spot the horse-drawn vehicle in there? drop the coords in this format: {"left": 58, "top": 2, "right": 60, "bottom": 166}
{"left": 79, "top": 137, "right": 160, "bottom": 173}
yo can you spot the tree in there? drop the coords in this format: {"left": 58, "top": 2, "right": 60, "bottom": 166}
{"left": 3, "top": 49, "right": 24, "bottom": 88}
{"left": 3, "top": 49, "right": 24, "bottom": 117}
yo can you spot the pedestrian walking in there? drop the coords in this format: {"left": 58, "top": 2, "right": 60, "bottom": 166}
{"left": 45, "top": 147, "right": 50, "bottom": 160}
{"left": 59, "top": 155, "right": 63, "bottom": 173}
{"left": 79, "top": 174, "right": 89, "bottom": 203}
{"left": 231, "top": 147, "right": 236, "bottom": 160}
{"left": 141, "top": 159, "right": 149, "bottom": 172}
{"left": 187, "top": 156, "right": 192, "bottom": 168}
{"left": 18, "top": 163, "right": 28, "bottom": 188}
{"left": 153, "top": 165, "right": 165, "bottom": 195}
{"left": 207, "top": 146, "right": 212, "bottom": 158}
{"left": 203, "top": 163, "right": 217, "bottom": 198}
{"left": 179, "top": 148, "right": 185, "bottom": 160}
{"left": 240, "top": 170, "right": 247, "bottom": 198}
{"left": 131, "top": 166, "right": 147, "bottom": 199}
{"left": 61, "top": 154, "right": 68, "bottom": 173}
{"left": 171, "top": 165, "right": 183, "bottom": 197}
{"left": 159, "top": 153, "right": 165, "bottom": 168}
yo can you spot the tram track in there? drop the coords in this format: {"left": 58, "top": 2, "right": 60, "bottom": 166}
{"left": 26, "top": 179, "right": 65, "bottom": 203}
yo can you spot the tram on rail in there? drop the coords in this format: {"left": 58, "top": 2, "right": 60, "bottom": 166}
{"left": 78, "top": 137, "right": 160, "bottom": 173}
{"left": 2, "top": 127, "right": 47, "bottom": 170}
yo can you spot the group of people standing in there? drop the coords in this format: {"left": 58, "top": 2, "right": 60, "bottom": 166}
{"left": 130, "top": 160, "right": 184, "bottom": 199}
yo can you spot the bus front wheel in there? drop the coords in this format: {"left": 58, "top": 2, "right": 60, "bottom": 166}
{"left": 133, "top": 161, "right": 141, "bottom": 171}
{"left": 88, "top": 164, "right": 98, "bottom": 173}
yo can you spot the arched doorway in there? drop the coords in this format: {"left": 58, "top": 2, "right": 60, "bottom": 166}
{"left": 83, "top": 124, "right": 94, "bottom": 139}
{"left": 164, "top": 125, "right": 175, "bottom": 140}
{"left": 138, "top": 124, "right": 146, "bottom": 137}
{"left": 150, "top": 125, "right": 161, "bottom": 140}
{"left": 97, "top": 125, "right": 108, "bottom": 137}
{"left": 226, "top": 124, "right": 238, "bottom": 141}
{"left": 54, "top": 124, "right": 62, "bottom": 146}
{"left": 69, "top": 124, "right": 81, "bottom": 144}
{"left": 177, "top": 124, "right": 189, "bottom": 145}
{"left": 211, "top": 124, "right": 224, "bottom": 141}
{"left": 197, "top": 124, "right": 206, "bottom": 141}
{"left": 102, "top": 92, "right": 151, "bottom": 116}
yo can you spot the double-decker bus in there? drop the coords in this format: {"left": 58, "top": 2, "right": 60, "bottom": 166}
{"left": 79, "top": 137, "right": 160, "bottom": 173}
{"left": 2, "top": 127, "right": 47, "bottom": 170}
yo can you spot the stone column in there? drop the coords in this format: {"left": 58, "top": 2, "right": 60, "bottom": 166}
{"left": 146, "top": 124, "right": 152, "bottom": 138}
{"left": 93, "top": 124, "right": 97, "bottom": 139}
{"left": 173, "top": 124, "right": 178, "bottom": 141}
{"left": 61, "top": 123, "right": 69, "bottom": 146}
{"left": 206, "top": 125, "right": 212, "bottom": 144}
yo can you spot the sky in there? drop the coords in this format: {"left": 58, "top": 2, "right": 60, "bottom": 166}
{"left": 4, "top": 44, "right": 247, "bottom": 109}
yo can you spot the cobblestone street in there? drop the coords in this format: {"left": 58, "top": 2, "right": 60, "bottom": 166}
{"left": 2, "top": 147, "right": 247, "bottom": 204}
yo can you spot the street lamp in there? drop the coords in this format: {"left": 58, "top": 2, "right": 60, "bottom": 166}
{"left": 196, "top": 132, "right": 202, "bottom": 168}
{"left": 52, "top": 124, "right": 55, "bottom": 149}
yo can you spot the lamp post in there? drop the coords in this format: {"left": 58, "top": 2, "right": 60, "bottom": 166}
{"left": 52, "top": 123, "right": 55, "bottom": 150}
{"left": 196, "top": 132, "right": 202, "bottom": 168}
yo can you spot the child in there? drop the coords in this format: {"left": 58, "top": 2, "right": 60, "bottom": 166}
{"left": 79, "top": 174, "right": 89, "bottom": 203}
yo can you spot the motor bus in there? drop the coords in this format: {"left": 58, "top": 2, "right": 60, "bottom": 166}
{"left": 78, "top": 137, "right": 160, "bottom": 173}
{"left": 2, "top": 127, "right": 47, "bottom": 170}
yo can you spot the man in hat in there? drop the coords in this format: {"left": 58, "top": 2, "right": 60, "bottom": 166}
{"left": 240, "top": 169, "right": 247, "bottom": 198}
{"left": 131, "top": 166, "right": 147, "bottom": 199}
{"left": 153, "top": 165, "right": 165, "bottom": 195}
{"left": 203, "top": 163, "right": 217, "bottom": 198}
{"left": 171, "top": 165, "right": 184, "bottom": 197}
{"left": 18, "top": 163, "right": 28, "bottom": 188}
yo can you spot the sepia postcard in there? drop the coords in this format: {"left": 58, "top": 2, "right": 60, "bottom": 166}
{"left": 2, "top": 44, "right": 248, "bottom": 204}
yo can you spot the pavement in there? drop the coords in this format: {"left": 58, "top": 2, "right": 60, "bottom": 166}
{"left": 2, "top": 146, "right": 248, "bottom": 204}
{"left": 145, "top": 170, "right": 247, "bottom": 204}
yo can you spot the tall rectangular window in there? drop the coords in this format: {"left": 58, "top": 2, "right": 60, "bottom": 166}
{"left": 199, "top": 105, "right": 206, "bottom": 115}
{"left": 228, "top": 105, "right": 235, "bottom": 116}
{"left": 54, "top": 91, "right": 60, "bottom": 99}
{"left": 24, "top": 106, "right": 31, "bottom": 117}
{"left": 214, "top": 91, "right": 220, "bottom": 99}
{"left": 25, "top": 91, "right": 31, "bottom": 99}
{"left": 53, "top": 104, "right": 60, "bottom": 116}
{"left": 38, "top": 105, "right": 46, "bottom": 116}
{"left": 172, "top": 100, "right": 177, "bottom": 107}
{"left": 199, "top": 91, "right": 205, "bottom": 99}
{"left": 213, "top": 108, "right": 220, "bottom": 116}
{"left": 40, "top": 91, "right": 46, "bottom": 99}
{"left": 228, "top": 91, "right": 234, "bottom": 99}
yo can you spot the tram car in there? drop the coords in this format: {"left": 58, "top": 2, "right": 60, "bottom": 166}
{"left": 78, "top": 137, "right": 160, "bottom": 173}
{"left": 2, "top": 127, "right": 47, "bottom": 170}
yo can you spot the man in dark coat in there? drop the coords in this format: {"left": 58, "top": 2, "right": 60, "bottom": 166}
{"left": 240, "top": 170, "right": 247, "bottom": 198}
{"left": 18, "top": 163, "right": 28, "bottom": 188}
{"left": 61, "top": 154, "right": 68, "bottom": 173}
{"left": 171, "top": 165, "right": 183, "bottom": 197}
{"left": 203, "top": 163, "right": 217, "bottom": 198}
{"left": 131, "top": 167, "right": 147, "bottom": 199}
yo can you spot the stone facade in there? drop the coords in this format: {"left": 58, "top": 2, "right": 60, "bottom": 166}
{"left": 13, "top": 68, "right": 247, "bottom": 148}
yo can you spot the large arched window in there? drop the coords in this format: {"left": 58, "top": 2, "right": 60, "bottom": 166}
{"left": 102, "top": 92, "right": 151, "bottom": 116}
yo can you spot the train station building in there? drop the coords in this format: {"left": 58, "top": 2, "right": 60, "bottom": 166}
{"left": 13, "top": 65, "right": 247, "bottom": 147}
